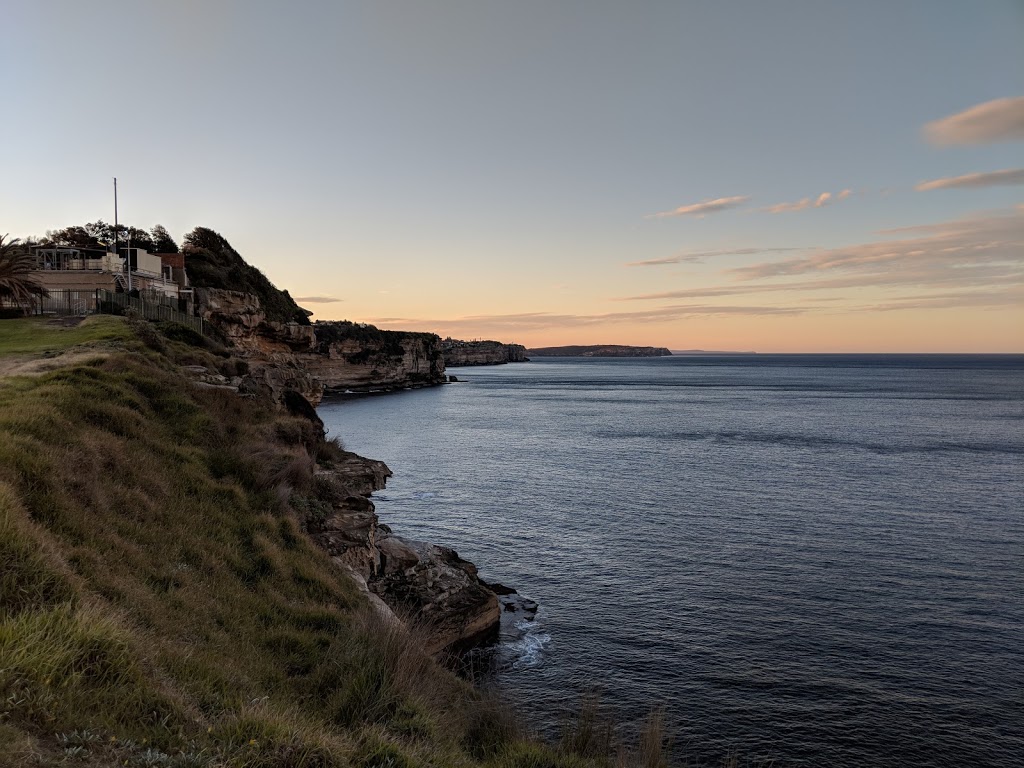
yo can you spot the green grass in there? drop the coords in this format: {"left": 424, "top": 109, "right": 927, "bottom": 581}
{"left": 0, "top": 318, "right": 676, "bottom": 768}
{"left": 0, "top": 315, "right": 132, "bottom": 355}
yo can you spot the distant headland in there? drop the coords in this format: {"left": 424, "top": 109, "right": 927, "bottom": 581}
{"left": 528, "top": 344, "right": 673, "bottom": 357}
{"left": 671, "top": 349, "right": 757, "bottom": 355}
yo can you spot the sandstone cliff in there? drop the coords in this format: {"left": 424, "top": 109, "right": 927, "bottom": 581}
{"left": 442, "top": 338, "right": 528, "bottom": 367}
{"left": 195, "top": 289, "right": 447, "bottom": 403}
{"left": 309, "top": 321, "right": 446, "bottom": 394}
{"left": 194, "top": 287, "right": 324, "bottom": 405}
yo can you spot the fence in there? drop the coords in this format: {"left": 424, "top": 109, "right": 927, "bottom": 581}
{"left": 11, "top": 289, "right": 205, "bottom": 335}
{"left": 95, "top": 290, "right": 205, "bottom": 335}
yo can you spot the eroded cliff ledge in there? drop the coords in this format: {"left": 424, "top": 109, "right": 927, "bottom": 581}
{"left": 442, "top": 338, "right": 528, "bottom": 367}
{"left": 195, "top": 289, "right": 447, "bottom": 405}
{"left": 310, "top": 321, "right": 446, "bottom": 394}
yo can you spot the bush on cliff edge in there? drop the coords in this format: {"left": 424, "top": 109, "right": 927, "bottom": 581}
{"left": 183, "top": 226, "right": 311, "bottom": 326}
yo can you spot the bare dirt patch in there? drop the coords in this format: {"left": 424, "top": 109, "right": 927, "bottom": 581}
{"left": 0, "top": 348, "right": 111, "bottom": 379}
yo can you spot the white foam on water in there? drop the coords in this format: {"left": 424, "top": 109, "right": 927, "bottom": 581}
{"left": 509, "top": 622, "right": 551, "bottom": 669}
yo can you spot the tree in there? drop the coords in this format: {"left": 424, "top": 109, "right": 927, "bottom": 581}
{"left": 0, "top": 234, "right": 48, "bottom": 313}
{"left": 43, "top": 225, "right": 101, "bottom": 248}
{"left": 123, "top": 226, "right": 154, "bottom": 251}
{"left": 43, "top": 221, "right": 157, "bottom": 251}
{"left": 150, "top": 225, "right": 178, "bottom": 253}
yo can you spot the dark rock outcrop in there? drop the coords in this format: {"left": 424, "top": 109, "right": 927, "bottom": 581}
{"left": 306, "top": 452, "right": 499, "bottom": 656}
{"left": 442, "top": 338, "right": 528, "bottom": 367}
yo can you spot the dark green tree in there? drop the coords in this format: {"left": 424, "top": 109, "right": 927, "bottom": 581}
{"left": 43, "top": 221, "right": 157, "bottom": 250}
{"left": 123, "top": 226, "right": 154, "bottom": 251}
{"left": 150, "top": 225, "right": 178, "bottom": 253}
{"left": 43, "top": 225, "right": 100, "bottom": 248}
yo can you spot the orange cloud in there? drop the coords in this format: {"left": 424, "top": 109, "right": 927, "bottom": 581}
{"left": 763, "top": 189, "right": 851, "bottom": 213}
{"left": 647, "top": 195, "right": 749, "bottom": 219}
{"left": 924, "top": 96, "right": 1024, "bottom": 145}
{"left": 731, "top": 208, "right": 1024, "bottom": 282}
{"left": 626, "top": 247, "right": 806, "bottom": 267}
{"left": 915, "top": 168, "right": 1024, "bottom": 191}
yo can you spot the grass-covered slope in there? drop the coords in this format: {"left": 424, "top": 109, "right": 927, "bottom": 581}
{"left": 0, "top": 316, "right": 670, "bottom": 768}
{"left": 0, "top": 318, "right": 546, "bottom": 767}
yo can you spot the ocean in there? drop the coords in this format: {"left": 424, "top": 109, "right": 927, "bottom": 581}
{"left": 317, "top": 355, "right": 1024, "bottom": 767}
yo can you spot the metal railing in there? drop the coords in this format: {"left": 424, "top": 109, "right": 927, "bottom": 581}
{"left": 10, "top": 289, "right": 205, "bottom": 335}
{"left": 95, "top": 290, "right": 204, "bottom": 334}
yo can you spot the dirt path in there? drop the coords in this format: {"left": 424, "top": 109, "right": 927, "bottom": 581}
{"left": 0, "top": 348, "right": 111, "bottom": 378}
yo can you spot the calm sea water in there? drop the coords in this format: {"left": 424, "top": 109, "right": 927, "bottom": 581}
{"left": 318, "top": 355, "right": 1024, "bottom": 767}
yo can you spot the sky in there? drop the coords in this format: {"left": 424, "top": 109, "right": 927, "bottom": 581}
{"left": 3, "top": 1, "right": 1022, "bottom": 352}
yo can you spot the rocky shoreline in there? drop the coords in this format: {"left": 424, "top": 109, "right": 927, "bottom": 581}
{"left": 192, "top": 287, "right": 513, "bottom": 656}
{"left": 304, "top": 449, "right": 503, "bottom": 656}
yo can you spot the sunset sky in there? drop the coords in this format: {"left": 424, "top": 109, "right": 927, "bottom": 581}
{"left": 3, "top": 1, "right": 1022, "bottom": 351}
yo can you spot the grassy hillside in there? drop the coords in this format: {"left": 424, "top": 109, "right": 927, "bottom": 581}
{"left": 0, "top": 317, "right": 667, "bottom": 768}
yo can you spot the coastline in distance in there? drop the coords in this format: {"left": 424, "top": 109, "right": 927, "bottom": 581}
{"left": 527, "top": 344, "right": 673, "bottom": 357}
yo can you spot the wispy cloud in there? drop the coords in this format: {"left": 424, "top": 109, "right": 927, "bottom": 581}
{"left": 647, "top": 195, "right": 749, "bottom": 219}
{"left": 619, "top": 265, "right": 1021, "bottom": 301}
{"left": 731, "top": 208, "right": 1024, "bottom": 281}
{"left": 626, "top": 247, "right": 807, "bottom": 267}
{"left": 294, "top": 295, "right": 343, "bottom": 303}
{"left": 619, "top": 208, "right": 1024, "bottom": 311}
{"left": 915, "top": 168, "right": 1024, "bottom": 191}
{"left": 867, "top": 286, "right": 1024, "bottom": 312}
{"left": 763, "top": 189, "right": 852, "bottom": 214}
{"left": 366, "top": 304, "right": 808, "bottom": 335}
{"left": 764, "top": 198, "right": 814, "bottom": 214}
{"left": 924, "top": 96, "right": 1024, "bottom": 145}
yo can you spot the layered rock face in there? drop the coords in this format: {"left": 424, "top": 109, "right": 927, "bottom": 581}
{"left": 195, "top": 290, "right": 447, "bottom": 402}
{"left": 308, "top": 321, "right": 446, "bottom": 393}
{"left": 442, "top": 339, "right": 528, "bottom": 367}
{"left": 308, "top": 451, "right": 499, "bottom": 655}
{"left": 195, "top": 288, "right": 324, "bottom": 406}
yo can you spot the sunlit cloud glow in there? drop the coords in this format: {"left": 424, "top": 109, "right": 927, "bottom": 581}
{"left": 762, "top": 189, "right": 851, "bottom": 213}
{"left": 647, "top": 196, "right": 749, "bottom": 219}
{"left": 366, "top": 304, "right": 808, "bottom": 335}
{"left": 730, "top": 209, "right": 1024, "bottom": 283}
{"left": 924, "top": 96, "right": 1024, "bottom": 145}
{"left": 915, "top": 168, "right": 1024, "bottom": 191}
{"left": 626, "top": 247, "right": 807, "bottom": 267}
{"left": 618, "top": 209, "right": 1023, "bottom": 314}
